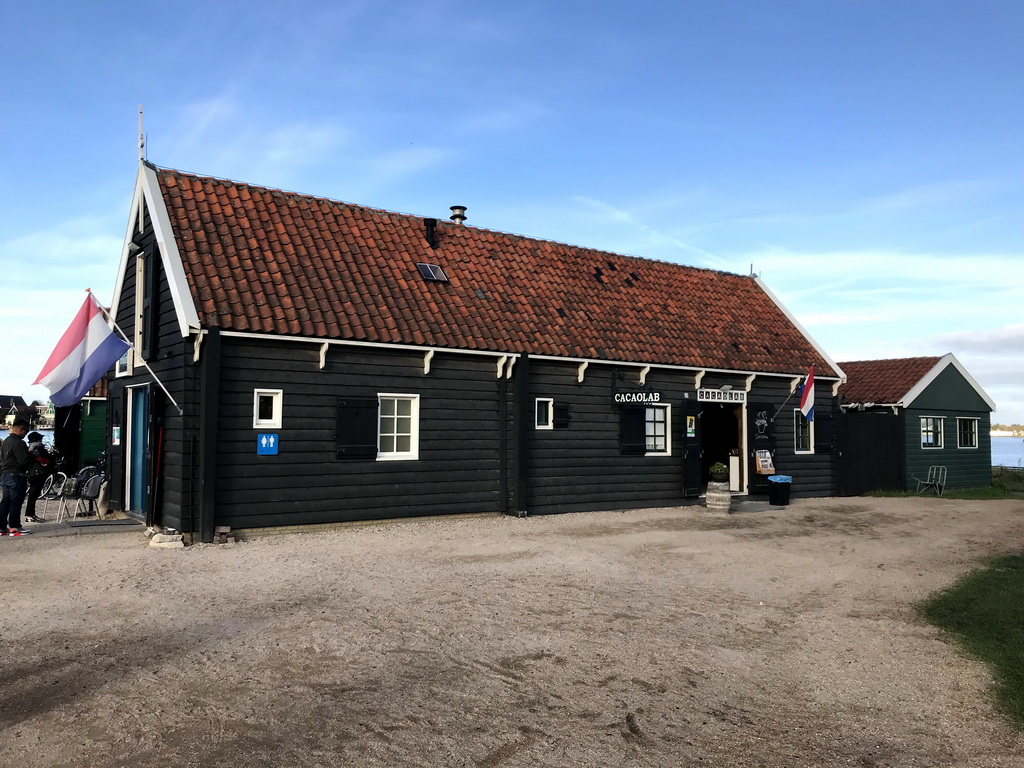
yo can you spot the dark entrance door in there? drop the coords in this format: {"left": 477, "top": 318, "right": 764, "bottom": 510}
{"left": 126, "top": 385, "right": 151, "bottom": 517}
{"left": 700, "top": 403, "right": 741, "bottom": 488}
{"left": 682, "top": 398, "right": 701, "bottom": 497}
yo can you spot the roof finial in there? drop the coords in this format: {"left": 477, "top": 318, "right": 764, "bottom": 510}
{"left": 138, "top": 105, "right": 146, "bottom": 162}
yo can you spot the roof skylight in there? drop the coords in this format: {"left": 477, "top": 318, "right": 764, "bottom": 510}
{"left": 416, "top": 263, "right": 449, "bottom": 283}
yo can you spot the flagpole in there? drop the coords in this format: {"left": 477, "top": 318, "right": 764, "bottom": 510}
{"left": 94, "top": 297, "right": 185, "bottom": 416}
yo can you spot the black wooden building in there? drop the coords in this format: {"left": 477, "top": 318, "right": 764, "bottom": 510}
{"left": 106, "top": 163, "right": 845, "bottom": 539}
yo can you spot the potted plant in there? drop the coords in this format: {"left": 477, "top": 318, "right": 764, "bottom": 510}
{"left": 709, "top": 462, "right": 729, "bottom": 482}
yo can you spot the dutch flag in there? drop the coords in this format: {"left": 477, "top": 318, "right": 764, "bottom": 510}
{"left": 799, "top": 366, "right": 815, "bottom": 422}
{"left": 34, "top": 293, "right": 131, "bottom": 408}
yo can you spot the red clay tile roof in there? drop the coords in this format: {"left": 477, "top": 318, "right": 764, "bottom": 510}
{"left": 838, "top": 357, "right": 941, "bottom": 405}
{"left": 156, "top": 166, "right": 838, "bottom": 377}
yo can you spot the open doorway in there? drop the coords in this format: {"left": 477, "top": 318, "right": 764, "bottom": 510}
{"left": 700, "top": 403, "right": 743, "bottom": 492}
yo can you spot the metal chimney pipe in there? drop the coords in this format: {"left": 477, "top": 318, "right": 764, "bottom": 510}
{"left": 424, "top": 218, "right": 438, "bottom": 248}
{"left": 449, "top": 205, "right": 467, "bottom": 225}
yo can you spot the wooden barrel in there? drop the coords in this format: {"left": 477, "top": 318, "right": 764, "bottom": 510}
{"left": 705, "top": 481, "right": 732, "bottom": 513}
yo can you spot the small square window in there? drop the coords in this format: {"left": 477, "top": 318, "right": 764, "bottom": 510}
{"left": 253, "top": 389, "right": 283, "bottom": 429}
{"left": 957, "top": 418, "right": 978, "bottom": 449}
{"left": 535, "top": 398, "right": 553, "bottom": 430}
{"left": 115, "top": 349, "right": 132, "bottom": 377}
{"left": 921, "top": 417, "right": 944, "bottom": 449}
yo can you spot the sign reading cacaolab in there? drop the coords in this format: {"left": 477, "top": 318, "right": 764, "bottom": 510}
{"left": 614, "top": 391, "right": 662, "bottom": 404}
{"left": 697, "top": 388, "right": 747, "bottom": 403}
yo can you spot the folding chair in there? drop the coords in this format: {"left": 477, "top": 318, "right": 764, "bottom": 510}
{"left": 38, "top": 472, "right": 68, "bottom": 521}
{"left": 914, "top": 465, "right": 947, "bottom": 496}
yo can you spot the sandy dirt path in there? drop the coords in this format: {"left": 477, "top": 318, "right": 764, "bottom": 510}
{"left": 2, "top": 496, "right": 1023, "bottom": 767}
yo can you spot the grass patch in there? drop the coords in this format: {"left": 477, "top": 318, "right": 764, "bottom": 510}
{"left": 867, "top": 466, "right": 1024, "bottom": 500}
{"left": 918, "top": 552, "right": 1024, "bottom": 728}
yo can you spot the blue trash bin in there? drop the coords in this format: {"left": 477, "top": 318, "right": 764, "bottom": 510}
{"left": 768, "top": 475, "right": 792, "bottom": 506}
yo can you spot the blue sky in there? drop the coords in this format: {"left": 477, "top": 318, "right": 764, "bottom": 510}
{"left": 3, "top": 1, "right": 1022, "bottom": 423}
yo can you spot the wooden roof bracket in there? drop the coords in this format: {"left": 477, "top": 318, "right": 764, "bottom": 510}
{"left": 694, "top": 370, "right": 706, "bottom": 390}
{"left": 790, "top": 376, "right": 802, "bottom": 394}
{"left": 423, "top": 349, "right": 434, "bottom": 375}
{"left": 506, "top": 355, "right": 517, "bottom": 379}
{"left": 319, "top": 342, "right": 329, "bottom": 369}
{"left": 496, "top": 356, "right": 507, "bottom": 379}
{"left": 639, "top": 365, "right": 650, "bottom": 386}
{"left": 192, "top": 329, "right": 206, "bottom": 363}
{"left": 832, "top": 380, "right": 842, "bottom": 397}
{"left": 744, "top": 373, "right": 756, "bottom": 392}
{"left": 577, "top": 361, "right": 588, "bottom": 383}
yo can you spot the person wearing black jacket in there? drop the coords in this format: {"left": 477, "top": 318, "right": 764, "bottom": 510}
{"left": 24, "top": 431, "right": 54, "bottom": 523}
{"left": 0, "top": 418, "right": 34, "bottom": 536}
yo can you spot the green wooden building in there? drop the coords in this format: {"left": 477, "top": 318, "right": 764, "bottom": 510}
{"left": 837, "top": 354, "right": 996, "bottom": 493}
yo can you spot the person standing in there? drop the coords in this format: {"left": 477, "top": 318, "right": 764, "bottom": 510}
{"left": 24, "top": 431, "right": 54, "bottom": 523}
{"left": 0, "top": 418, "right": 34, "bottom": 536}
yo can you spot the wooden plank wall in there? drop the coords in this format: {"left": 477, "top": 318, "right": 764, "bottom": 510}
{"left": 211, "top": 338, "right": 505, "bottom": 527}
{"left": 903, "top": 408, "right": 992, "bottom": 490}
{"left": 525, "top": 362, "right": 691, "bottom": 514}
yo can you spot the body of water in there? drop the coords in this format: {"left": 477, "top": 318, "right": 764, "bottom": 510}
{"left": 992, "top": 436, "right": 1024, "bottom": 468}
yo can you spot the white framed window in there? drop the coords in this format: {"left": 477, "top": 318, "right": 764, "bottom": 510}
{"left": 535, "top": 398, "right": 553, "bottom": 430}
{"left": 957, "top": 417, "right": 978, "bottom": 449}
{"left": 794, "top": 409, "right": 814, "bottom": 454}
{"left": 645, "top": 404, "right": 671, "bottom": 455}
{"left": 115, "top": 348, "right": 132, "bottom": 377}
{"left": 378, "top": 394, "right": 419, "bottom": 461}
{"left": 253, "top": 389, "right": 283, "bottom": 429}
{"left": 921, "top": 416, "right": 944, "bottom": 449}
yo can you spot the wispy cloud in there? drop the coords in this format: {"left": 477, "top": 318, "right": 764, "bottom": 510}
{"left": 857, "top": 179, "right": 999, "bottom": 212}
{"left": 572, "top": 195, "right": 719, "bottom": 262}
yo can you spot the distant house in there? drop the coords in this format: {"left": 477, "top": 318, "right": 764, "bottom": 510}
{"left": 837, "top": 354, "right": 995, "bottom": 494}
{"left": 105, "top": 162, "right": 845, "bottom": 540}
{"left": 2, "top": 395, "right": 30, "bottom": 426}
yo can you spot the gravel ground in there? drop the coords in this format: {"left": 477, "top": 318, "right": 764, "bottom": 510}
{"left": 1, "top": 496, "right": 1023, "bottom": 767}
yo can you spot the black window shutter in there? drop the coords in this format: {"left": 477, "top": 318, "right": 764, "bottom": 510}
{"left": 336, "top": 397, "right": 379, "bottom": 459}
{"left": 814, "top": 411, "right": 835, "bottom": 453}
{"left": 140, "top": 254, "right": 154, "bottom": 359}
{"left": 553, "top": 402, "right": 571, "bottom": 429}
{"left": 619, "top": 406, "right": 646, "bottom": 455}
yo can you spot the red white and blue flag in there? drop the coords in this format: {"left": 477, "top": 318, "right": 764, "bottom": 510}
{"left": 799, "top": 365, "right": 815, "bottom": 422}
{"left": 34, "top": 293, "right": 131, "bottom": 407}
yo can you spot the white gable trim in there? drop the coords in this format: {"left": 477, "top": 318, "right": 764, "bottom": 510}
{"left": 111, "top": 163, "right": 200, "bottom": 338}
{"left": 901, "top": 353, "right": 997, "bottom": 411}
{"left": 754, "top": 276, "right": 847, "bottom": 384}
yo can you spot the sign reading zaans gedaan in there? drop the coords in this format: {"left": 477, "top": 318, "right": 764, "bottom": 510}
{"left": 696, "top": 388, "right": 747, "bottom": 403}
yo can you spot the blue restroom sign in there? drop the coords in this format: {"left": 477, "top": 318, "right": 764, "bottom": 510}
{"left": 257, "top": 434, "right": 280, "bottom": 455}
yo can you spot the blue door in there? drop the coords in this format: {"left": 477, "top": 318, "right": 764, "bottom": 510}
{"left": 129, "top": 387, "right": 149, "bottom": 512}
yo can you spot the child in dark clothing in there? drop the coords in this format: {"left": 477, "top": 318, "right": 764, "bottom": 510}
{"left": 24, "top": 431, "right": 54, "bottom": 523}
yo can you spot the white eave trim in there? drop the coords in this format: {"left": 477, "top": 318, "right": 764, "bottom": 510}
{"left": 901, "top": 353, "right": 997, "bottom": 412}
{"left": 528, "top": 353, "right": 842, "bottom": 381}
{"left": 110, "top": 163, "right": 201, "bottom": 339}
{"left": 205, "top": 331, "right": 845, "bottom": 383}
{"left": 214, "top": 330, "right": 511, "bottom": 360}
